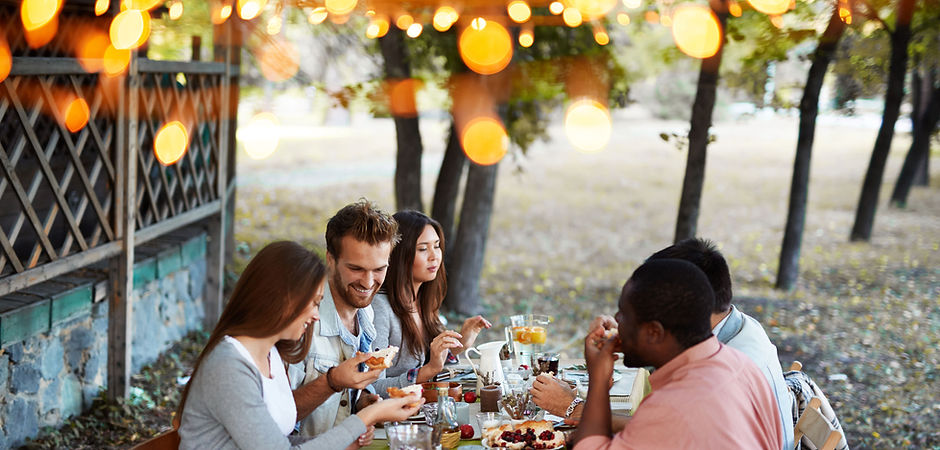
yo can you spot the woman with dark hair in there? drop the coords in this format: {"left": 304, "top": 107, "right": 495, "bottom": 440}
{"left": 372, "top": 211, "right": 492, "bottom": 394}
{"left": 178, "top": 241, "right": 422, "bottom": 449}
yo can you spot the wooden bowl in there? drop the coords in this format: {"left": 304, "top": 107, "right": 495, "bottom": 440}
{"left": 421, "top": 381, "right": 463, "bottom": 403}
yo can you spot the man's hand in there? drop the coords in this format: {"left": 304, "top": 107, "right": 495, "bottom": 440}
{"left": 332, "top": 352, "right": 383, "bottom": 390}
{"left": 356, "top": 392, "right": 379, "bottom": 410}
{"left": 529, "top": 374, "right": 577, "bottom": 417}
{"left": 458, "top": 316, "right": 492, "bottom": 351}
{"left": 589, "top": 315, "right": 617, "bottom": 334}
{"left": 584, "top": 326, "right": 617, "bottom": 386}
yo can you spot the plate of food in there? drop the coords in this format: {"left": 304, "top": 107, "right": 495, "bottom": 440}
{"left": 481, "top": 420, "right": 566, "bottom": 449}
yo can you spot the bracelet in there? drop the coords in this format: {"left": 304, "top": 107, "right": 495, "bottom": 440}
{"left": 325, "top": 367, "right": 342, "bottom": 393}
{"left": 565, "top": 397, "right": 584, "bottom": 418}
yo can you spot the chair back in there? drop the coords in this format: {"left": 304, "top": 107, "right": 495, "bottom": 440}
{"left": 130, "top": 429, "right": 180, "bottom": 450}
{"left": 793, "top": 398, "right": 841, "bottom": 450}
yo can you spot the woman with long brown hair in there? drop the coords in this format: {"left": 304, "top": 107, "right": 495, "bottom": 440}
{"left": 177, "top": 241, "right": 421, "bottom": 449}
{"left": 372, "top": 211, "right": 492, "bottom": 394}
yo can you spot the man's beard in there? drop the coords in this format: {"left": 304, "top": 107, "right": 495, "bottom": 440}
{"left": 332, "top": 270, "right": 377, "bottom": 309}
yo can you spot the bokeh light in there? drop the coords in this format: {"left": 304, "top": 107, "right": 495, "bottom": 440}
{"left": 458, "top": 20, "right": 513, "bottom": 75}
{"left": 110, "top": 9, "right": 150, "bottom": 50}
{"left": 728, "top": 0, "right": 743, "bottom": 17}
{"left": 549, "top": 1, "right": 564, "bottom": 14}
{"left": 747, "top": 0, "right": 789, "bottom": 15}
{"left": 507, "top": 1, "right": 531, "bottom": 23}
{"left": 366, "top": 16, "right": 390, "bottom": 38}
{"left": 562, "top": 8, "right": 583, "bottom": 27}
{"left": 839, "top": 6, "right": 851, "bottom": 24}
{"left": 238, "top": 112, "right": 280, "bottom": 160}
{"left": 95, "top": 0, "right": 109, "bottom": 16}
{"left": 308, "top": 7, "right": 327, "bottom": 24}
{"left": 387, "top": 78, "right": 421, "bottom": 117}
{"left": 25, "top": 17, "right": 57, "bottom": 48}
{"left": 518, "top": 28, "right": 534, "bottom": 47}
{"left": 154, "top": 121, "right": 188, "bottom": 165}
{"left": 0, "top": 38, "right": 12, "bottom": 83}
{"left": 594, "top": 28, "right": 609, "bottom": 45}
{"left": 237, "top": 0, "right": 266, "bottom": 20}
{"left": 21, "top": 0, "right": 62, "bottom": 31}
{"left": 396, "top": 14, "right": 414, "bottom": 30}
{"left": 769, "top": 14, "right": 783, "bottom": 28}
{"left": 76, "top": 30, "right": 110, "bottom": 73}
{"left": 325, "top": 0, "right": 356, "bottom": 16}
{"left": 123, "top": 0, "right": 161, "bottom": 11}
{"left": 103, "top": 44, "right": 130, "bottom": 75}
{"left": 256, "top": 39, "right": 299, "bottom": 82}
{"left": 617, "top": 12, "right": 630, "bottom": 25}
{"left": 565, "top": 99, "right": 611, "bottom": 152}
{"left": 644, "top": 10, "right": 659, "bottom": 23}
{"left": 661, "top": 13, "right": 673, "bottom": 27}
{"left": 461, "top": 117, "right": 507, "bottom": 166}
{"left": 406, "top": 23, "right": 423, "bottom": 38}
{"left": 267, "top": 16, "right": 282, "bottom": 34}
{"left": 671, "top": 4, "right": 720, "bottom": 59}
{"left": 168, "top": 0, "right": 183, "bottom": 19}
{"left": 64, "top": 98, "right": 90, "bottom": 132}
{"left": 211, "top": 0, "right": 232, "bottom": 24}
{"left": 573, "top": 0, "right": 617, "bottom": 20}
{"left": 622, "top": 0, "right": 641, "bottom": 8}
{"left": 432, "top": 6, "right": 458, "bottom": 31}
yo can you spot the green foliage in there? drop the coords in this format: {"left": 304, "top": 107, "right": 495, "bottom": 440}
{"left": 148, "top": 0, "right": 213, "bottom": 61}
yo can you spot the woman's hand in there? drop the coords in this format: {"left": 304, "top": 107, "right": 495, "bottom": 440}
{"left": 345, "top": 425, "right": 375, "bottom": 450}
{"left": 357, "top": 394, "right": 425, "bottom": 426}
{"left": 428, "top": 330, "right": 464, "bottom": 370}
{"left": 458, "top": 316, "right": 492, "bottom": 351}
{"left": 529, "top": 373, "right": 577, "bottom": 417}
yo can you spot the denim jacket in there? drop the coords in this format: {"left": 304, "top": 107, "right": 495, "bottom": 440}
{"left": 289, "top": 283, "right": 376, "bottom": 438}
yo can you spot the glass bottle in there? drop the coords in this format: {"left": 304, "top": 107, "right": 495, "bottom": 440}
{"left": 431, "top": 386, "right": 458, "bottom": 449}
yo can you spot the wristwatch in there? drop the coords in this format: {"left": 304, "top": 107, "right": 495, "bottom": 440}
{"left": 565, "top": 397, "right": 584, "bottom": 418}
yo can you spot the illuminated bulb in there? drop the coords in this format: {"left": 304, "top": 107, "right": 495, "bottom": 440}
{"left": 549, "top": 1, "right": 564, "bottom": 14}
{"left": 238, "top": 0, "right": 266, "bottom": 20}
{"left": 110, "top": 9, "right": 151, "bottom": 50}
{"left": 154, "top": 121, "right": 188, "bottom": 165}
{"left": 308, "top": 7, "right": 327, "bottom": 24}
{"left": 168, "top": 1, "right": 183, "bottom": 19}
{"left": 76, "top": 30, "right": 110, "bottom": 73}
{"left": 573, "top": 0, "right": 617, "bottom": 20}
{"left": 103, "top": 44, "right": 130, "bottom": 75}
{"left": 507, "top": 1, "right": 531, "bottom": 23}
{"left": 0, "top": 38, "right": 10, "bottom": 83}
{"left": 728, "top": 0, "right": 742, "bottom": 17}
{"left": 237, "top": 112, "right": 280, "bottom": 160}
{"left": 64, "top": 98, "right": 90, "bottom": 132}
{"left": 220, "top": 5, "right": 232, "bottom": 19}
{"left": 211, "top": 1, "right": 232, "bottom": 24}
{"left": 616, "top": 12, "right": 630, "bottom": 25}
{"left": 747, "top": 0, "right": 789, "bottom": 15}
{"left": 433, "top": 6, "right": 458, "bottom": 31}
{"left": 21, "top": 0, "right": 63, "bottom": 31}
{"left": 406, "top": 23, "right": 423, "bottom": 38}
{"left": 565, "top": 99, "right": 611, "bottom": 152}
{"left": 95, "top": 0, "right": 109, "bottom": 15}
{"left": 562, "top": 8, "right": 582, "bottom": 27}
{"left": 459, "top": 20, "right": 512, "bottom": 75}
{"left": 622, "top": 0, "right": 640, "bottom": 8}
{"left": 518, "top": 29, "right": 533, "bottom": 47}
{"left": 267, "top": 15, "right": 282, "bottom": 34}
{"left": 366, "top": 16, "right": 390, "bottom": 38}
{"left": 396, "top": 14, "right": 414, "bottom": 30}
{"left": 461, "top": 118, "right": 507, "bottom": 166}
{"left": 325, "top": 0, "right": 357, "bottom": 16}
{"left": 594, "top": 29, "right": 609, "bottom": 45}
{"left": 670, "top": 4, "right": 720, "bottom": 58}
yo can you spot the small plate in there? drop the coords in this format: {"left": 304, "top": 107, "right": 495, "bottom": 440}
{"left": 563, "top": 370, "right": 622, "bottom": 384}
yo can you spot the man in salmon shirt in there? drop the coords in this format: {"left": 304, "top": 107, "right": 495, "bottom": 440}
{"left": 572, "top": 259, "right": 782, "bottom": 449}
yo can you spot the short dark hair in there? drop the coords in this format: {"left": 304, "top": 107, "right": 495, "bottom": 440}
{"left": 326, "top": 199, "right": 400, "bottom": 259}
{"left": 626, "top": 259, "right": 714, "bottom": 348}
{"left": 646, "top": 238, "right": 732, "bottom": 313}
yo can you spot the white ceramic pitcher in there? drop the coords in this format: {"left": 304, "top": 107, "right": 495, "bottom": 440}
{"left": 466, "top": 340, "right": 506, "bottom": 392}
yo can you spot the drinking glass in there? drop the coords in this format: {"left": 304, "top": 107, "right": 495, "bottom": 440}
{"left": 387, "top": 423, "right": 433, "bottom": 450}
{"left": 507, "top": 314, "right": 552, "bottom": 366}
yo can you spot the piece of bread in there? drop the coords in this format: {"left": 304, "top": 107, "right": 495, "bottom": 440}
{"left": 365, "top": 346, "right": 399, "bottom": 369}
{"left": 603, "top": 328, "right": 618, "bottom": 340}
{"left": 386, "top": 384, "right": 422, "bottom": 398}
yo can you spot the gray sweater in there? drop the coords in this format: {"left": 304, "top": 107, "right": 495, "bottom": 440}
{"left": 371, "top": 293, "right": 425, "bottom": 396}
{"left": 179, "top": 340, "right": 366, "bottom": 449}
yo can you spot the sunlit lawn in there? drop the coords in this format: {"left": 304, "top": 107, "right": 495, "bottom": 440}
{"left": 234, "top": 109, "right": 939, "bottom": 448}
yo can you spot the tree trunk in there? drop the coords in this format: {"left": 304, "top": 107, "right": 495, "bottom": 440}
{"left": 913, "top": 69, "right": 935, "bottom": 186}
{"left": 776, "top": 4, "right": 845, "bottom": 291}
{"left": 674, "top": 3, "right": 728, "bottom": 243}
{"left": 431, "top": 121, "right": 467, "bottom": 258}
{"left": 850, "top": 0, "right": 915, "bottom": 241}
{"left": 890, "top": 84, "right": 940, "bottom": 207}
{"left": 379, "top": 27, "right": 423, "bottom": 212}
{"left": 444, "top": 161, "right": 499, "bottom": 316}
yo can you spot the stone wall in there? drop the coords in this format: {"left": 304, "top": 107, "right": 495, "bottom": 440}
{"left": 0, "top": 227, "right": 208, "bottom": 448}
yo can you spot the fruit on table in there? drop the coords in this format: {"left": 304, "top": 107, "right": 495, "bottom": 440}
{"left": 460, "top": 424, "right": 474, "bottom": 439}
{"left": 513, "top": 326, "right": 547, "bottom": 345}
{"left": 464, "top": 391, "right": 477, "bottom": 403}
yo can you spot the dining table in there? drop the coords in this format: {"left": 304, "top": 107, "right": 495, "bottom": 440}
{"left": 362, "top": 359, "right": 651, "bottom": 450}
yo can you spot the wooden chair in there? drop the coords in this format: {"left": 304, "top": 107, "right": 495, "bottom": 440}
{"left": 130, "top": 429, "right": 179, "bottom": 450}
{"left": 792, "top": 397, "right": 841, "bottom": 450}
